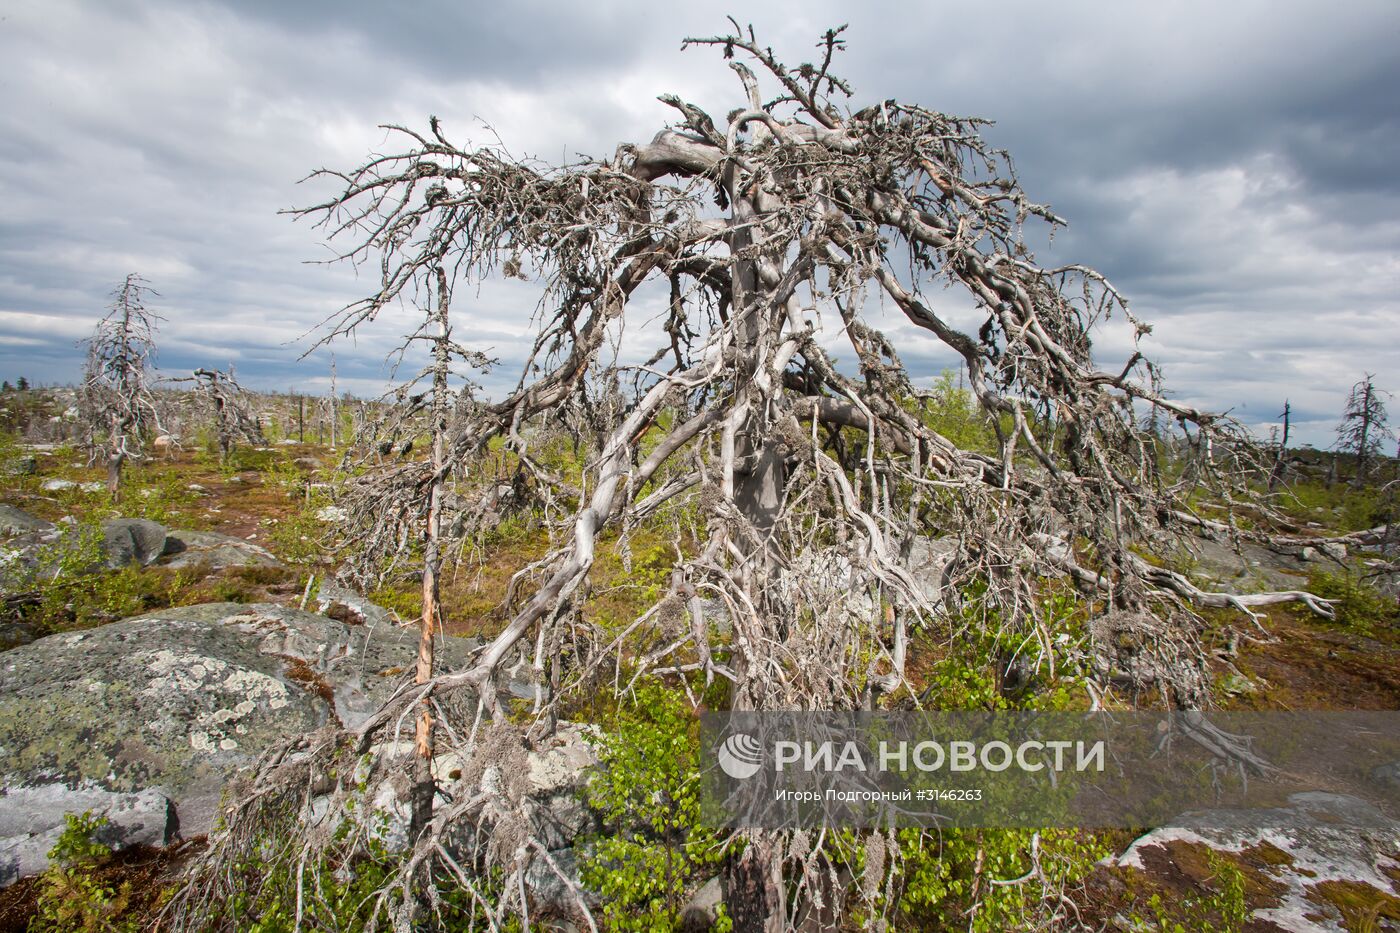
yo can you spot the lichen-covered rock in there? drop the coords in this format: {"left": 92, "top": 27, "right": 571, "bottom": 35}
{"left": 159, "top": 529, "right": 283, "bottom": 570}
{"left": 315, "top": 505, "right": 348, "bottom": 523}
{"left": 0, "top": 506, "right": 63, "bottom": 591}
{"left": 0, "top": 602, "right": 480, "bottom": 884}
{"left": 40, "top": 479, "right": 103, "bottom": 493}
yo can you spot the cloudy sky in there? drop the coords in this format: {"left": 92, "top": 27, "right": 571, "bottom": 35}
{"left": 1, "top": 0, "right": 1396, "bottom": 447}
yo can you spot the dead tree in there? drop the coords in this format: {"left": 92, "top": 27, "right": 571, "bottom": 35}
{"left": 1268, "top": 400, "right": 1290, "bottom": 491}
{"left": 1336, "top": 374, "right": 1392, "bottom": 487}
{"left": 80, "top": 273, "right": 163, "bottom": 498}
{"left": 327, "top": 266, "right": 493, "bottom": 843}
{"left": 175, "top": 23, "right": 1338, "bottom": 930}
{"left": 328, "top": 353, "right": 339, "bottom": 449}
{"left": 174, "top": 366, "right": 266, "bottom": 462}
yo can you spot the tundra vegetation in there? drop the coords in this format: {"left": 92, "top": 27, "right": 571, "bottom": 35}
{"left": 0, "top": 21, "right": 1396, "bottom": 933}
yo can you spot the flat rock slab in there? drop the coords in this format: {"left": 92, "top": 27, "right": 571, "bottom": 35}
{"left": 159, "top": 529, "right": 283, "bottom": 570}
{"left": 0, "top": 785, "right": 175, "bottom": 886}
{"left": 0, "top": 505, "right": 53, "bottom": 537}
{"left": 1187, "top": 538, "right": 1313, "bottom": 593}
{"left": 1118, "top": 792, "right": 1400, "bottom": 931}
{"left": 0, "top": 602, "right": 480, "bottom": 884}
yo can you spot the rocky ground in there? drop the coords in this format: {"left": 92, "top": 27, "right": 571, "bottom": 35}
{"left": 0, "top": 436, "right": 1396, "bottom": 930}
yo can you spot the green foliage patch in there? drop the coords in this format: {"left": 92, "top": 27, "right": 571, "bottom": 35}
{"left": 1307, "top": 568, "right": 1398, "bottom": 634}
{"left": 30, "top": 811, "right": 139, "bottom": 933}
{"left": 581, "top": 684, "right": 729, "bottom": 932}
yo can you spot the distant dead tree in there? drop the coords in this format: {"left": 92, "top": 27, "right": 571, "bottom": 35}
{"left": 175, "top": 22, "right": 1340, "bottom": 930}
{"left": 79, "top": 273, "right": 164, "bottom": 498}
{"left": 174, "top": 366, "right": 266, "bottom": 462}
{"left": 1336, "top": 374, "right": 1393, "bottom": 487}
{"left": 1268, "top": 400, "right": 1291, "bottom": 491}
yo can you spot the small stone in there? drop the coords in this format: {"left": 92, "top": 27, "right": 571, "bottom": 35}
{"left": 1319, "top": 541, "right": 1347, "bottom": 562}
{"left": 1370, "top": 761, "right": 1400, "bottom": 790}
{"left": 0, "top": 622, "right": 40, "bottom": 652}
{"left": 1218, "top": 672, "right": 1258, "bottom": 696}
{"left": 680, "top": 876, "right": 723, "bottom": 932}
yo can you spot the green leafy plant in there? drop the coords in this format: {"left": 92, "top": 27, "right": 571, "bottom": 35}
{"left": 1127, "top": 852, "right": 1249, "bottom": 932}
{"left": 30, "top": 811, "right": 137, "bottom": 933}
{"left": 916, "top": 370, "right": 1000, "bottom": 456}
{"left": 1277, "top": 479, "right": 1389, "bottom": 533}
{"left": 875, "top": 827, "right": 1110, "bottom": 931}
{"left": 581, "top": 684, "right": 729, "bottom": 932}
{"left": 125, "top": 467, "right": 200, "bottom": 526}
{"left": 7, "top": 518, "right": 197, "bottom": 632}
{"left": 266, "top": 495, "right": 336, "bottom": 566}
{"left": 919, "top": 583, "right": 1091, "bottom": 712}
{"left": 262, "top": 454, "right": 310, "bottom": 497}
{"left": 210, "top": 809, "right": 497, "bottom": 932}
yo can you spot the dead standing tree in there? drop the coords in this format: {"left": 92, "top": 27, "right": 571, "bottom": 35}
{"left": 1336, "top": 373, "right": 1393, "bottom": 487}
{"left": 177, "top": 23, "right": 1338, "bottom": 930}
{"left": 174, "top": 366, "right": 266, "bottom": 463}
{"left": 328, "top": 265, "right": 494, "bottom": 841}
{"left": 1268, "top": 399, "right": 1291, "bottom": 491}
{"left": 80, "top": 273, "right": 164, "bottom": 499}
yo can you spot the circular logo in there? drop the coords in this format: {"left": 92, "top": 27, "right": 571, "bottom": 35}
{"left": 718, "top": 732, "right": 764, "bottom": 779}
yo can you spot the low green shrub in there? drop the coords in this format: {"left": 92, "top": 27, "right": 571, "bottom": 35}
{"left": 889, "top": 827, "right": 1110, "bottom": 931}
{"left": 1125, "top": 851, "right": 1249, "bottom": 932}
{"left": 581, "top": 684, "right": 729, "bottom": 932}
{"left": 30, "top": 811, "right": 138, "bottom": 933}
{"left": 1307, "top": 568, "right": 1398, "bottom": 634}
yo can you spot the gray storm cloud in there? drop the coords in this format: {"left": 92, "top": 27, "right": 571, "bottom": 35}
{"left": 1, "top": 0, "right": 1396, "bottom": 446}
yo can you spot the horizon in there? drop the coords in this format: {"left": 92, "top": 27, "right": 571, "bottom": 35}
{"left": 2, "top": 1, "right": 1397, "bottom": 448}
